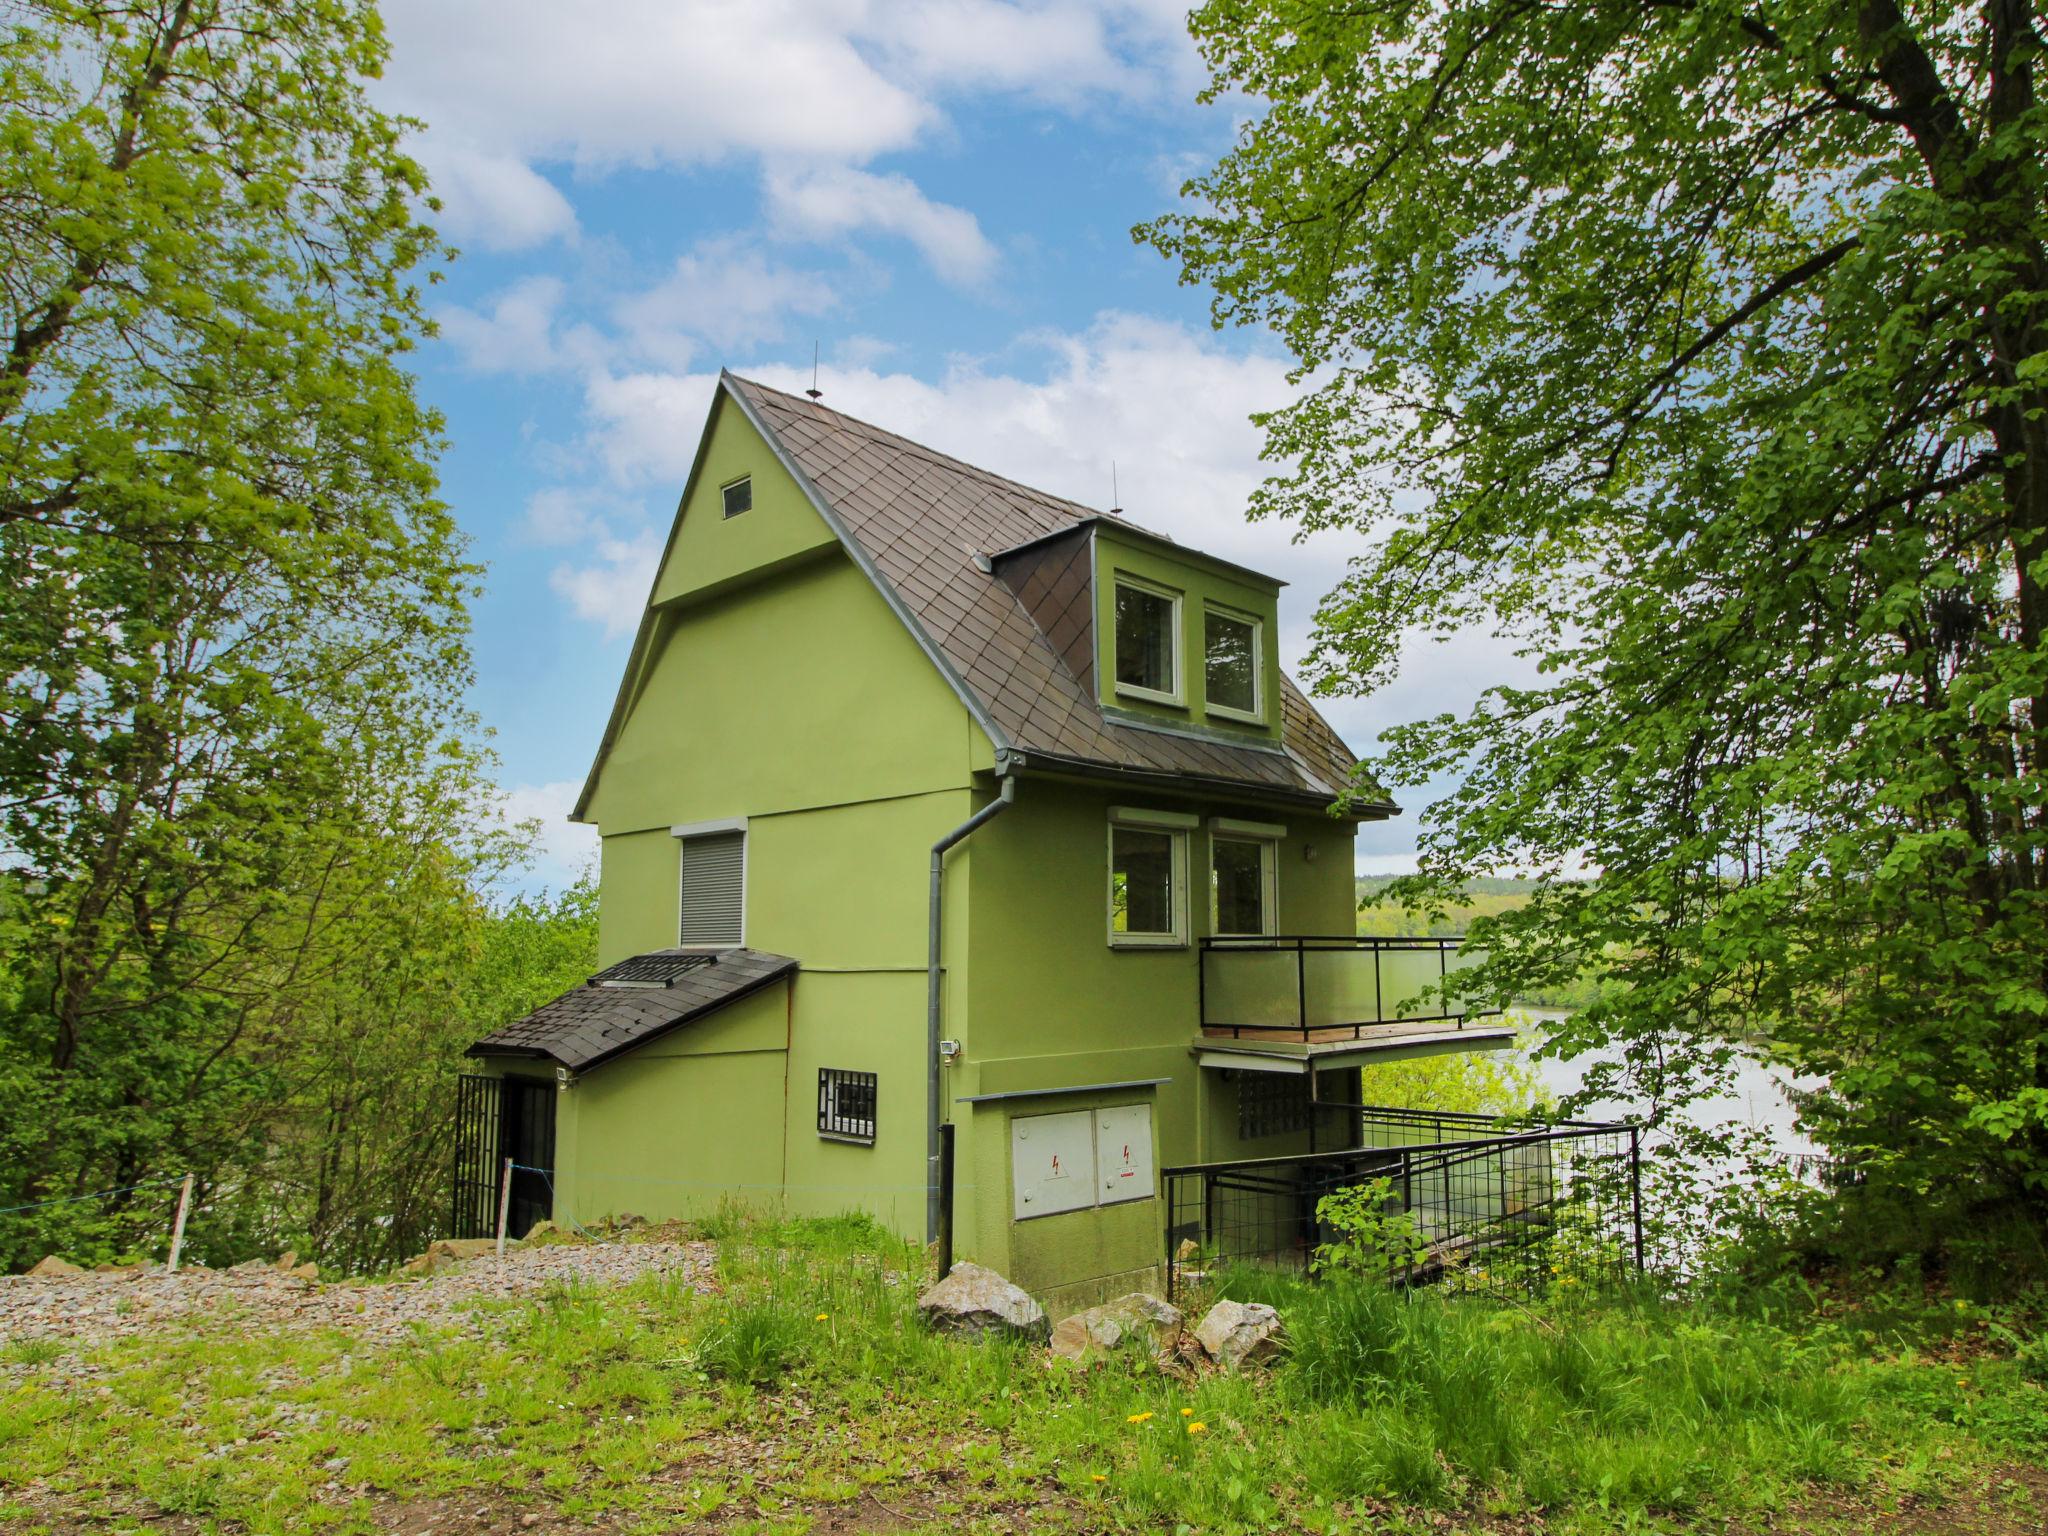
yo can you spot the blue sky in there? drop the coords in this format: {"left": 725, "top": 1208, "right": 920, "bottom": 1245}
{"left": 375, "top": 2, "right": 1497, "bottom": 889}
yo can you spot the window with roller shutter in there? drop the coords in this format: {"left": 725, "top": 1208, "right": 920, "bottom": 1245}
{"left": 678, "top": 830, "right": 745, "bottom": 947}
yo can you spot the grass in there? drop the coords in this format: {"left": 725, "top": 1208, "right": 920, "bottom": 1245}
{"left": 0, "top": 1213, "right": 2043, "bottom": 1534}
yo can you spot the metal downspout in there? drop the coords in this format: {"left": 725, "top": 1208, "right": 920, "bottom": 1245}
{"left": 927, "top": 770, "right": 1017, "bottom": 1245}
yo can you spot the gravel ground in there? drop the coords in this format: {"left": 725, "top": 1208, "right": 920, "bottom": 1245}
{"left": 0, "top": 1240, "right": 715, "bottom": 1358}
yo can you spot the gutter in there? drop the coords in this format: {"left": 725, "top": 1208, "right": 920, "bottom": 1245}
{"left": 927, "top": 769, "right": 1018, "bottom": 1243}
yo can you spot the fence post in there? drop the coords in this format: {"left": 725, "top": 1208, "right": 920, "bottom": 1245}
{"left": 166, "top": 1173, "right": 193, "bottom": 1274}
{"left": 495, "top": 1157, "right": 514, "bottom": 1260}
{"left": 1628, "top": 1126, "right": 1645, "bottom": 1274}
{"left": 936, "top": 1122, "right": 956, "bottom": 1281}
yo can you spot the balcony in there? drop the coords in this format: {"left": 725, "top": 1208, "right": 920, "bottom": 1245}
{"left": 1198, "top": 935, "right": 1505, "bottom": 1051}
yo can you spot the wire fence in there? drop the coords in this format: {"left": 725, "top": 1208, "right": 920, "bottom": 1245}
{"left": 0, "top": 1172, "right": 198, "bottom": 1274}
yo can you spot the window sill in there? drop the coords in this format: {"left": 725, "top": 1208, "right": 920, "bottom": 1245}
{"left": 1113, "top": 682, "right": 1187, "bottom": 709}
{"left": 1108, "top": 935, "right": 1188, "bottom": 950}
{"left": 1205, "top": 702, "right": 1267, "bottom": 726}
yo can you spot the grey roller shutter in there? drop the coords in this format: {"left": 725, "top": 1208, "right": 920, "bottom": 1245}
{"left": 679, "top": 831, "right": 745, "bottom": 946}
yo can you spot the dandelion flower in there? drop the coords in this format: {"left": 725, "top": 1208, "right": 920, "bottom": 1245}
{"left": 1126, "top": 1411, "right": 1153, "bottom": 1424}
{"left": 1179, "top": 1407, "right": 1194, "bottom": 1417}
{"left": 814, "top": 1313, "right": 830, "bottom": 1322}
{"left": 1091, "top": 1474, "right": 1107, "bottom": 1484}
{"left": 1186, "top": 1422, "right": 1208, "bottom": 1435}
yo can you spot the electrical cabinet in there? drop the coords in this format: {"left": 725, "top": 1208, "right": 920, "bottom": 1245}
{"left": 1096, "top": 1104, "right": 1154, "bottom": 1205}
{"left": 1011, "top": 1110, "right": 1096, "bottom": 1219}
{"left": 1011, "top": 1102, "right": 1156, "bottom": 1220}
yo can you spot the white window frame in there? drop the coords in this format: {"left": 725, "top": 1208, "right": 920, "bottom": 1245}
{"left": 1110, "top": 574, "right": 1184, "bottom": 707}
{"left": 720, "top": 475, "right": 753, "bottom": 518}
{"left": 1202, "top": 604, "right": 1265, "bottom": 724}
{"left": 671, "top": 817, "right": 748, "bottom": 949}
{"left": 1106, "top": 806, "right": 1195, "bottom": 949}
{"left": 1209, "top": 831, "right": 1279, "bottom": 937}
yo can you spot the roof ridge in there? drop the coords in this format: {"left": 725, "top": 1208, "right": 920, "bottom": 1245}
{"left": 727, "top": 371, "right": 1132, "bottom": 545}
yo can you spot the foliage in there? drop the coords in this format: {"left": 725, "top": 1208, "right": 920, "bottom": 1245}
{"left": 1143, "top": 0, "right": 2048, "bottom": 1267}
{"left": 0, "top": 1, "right": 588, "bottom": 1274}
{"left": 1357, "top": 1037, "right": 1545, "bottom": 1117}
{"left": 1311, "top": 1177, "right": 1429, "bottom": 1279}
{"left": 4, "top": 1217, "right": 2044, "bottom": 1533}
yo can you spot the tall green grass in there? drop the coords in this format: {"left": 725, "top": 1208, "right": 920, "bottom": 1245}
{"left": 672, "top": 1209, "right": 2017, "bottom": 1528}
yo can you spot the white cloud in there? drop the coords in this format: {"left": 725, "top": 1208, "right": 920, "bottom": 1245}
{"left": 501, "top": 779, "right": 600, "bottom": 888}
{"left": 764, "top": 166, "right": 997, "bottom": 287}
{"left": 549, "top": 529, "right": 667, "bottom": 640}
{"left": 615, "top": 242, "right": 839, "bottom": 364}
{"left": 381, "top": 2, "right": 933, "bottom": 172}
{"left": 422, "top": 144, "right": 578, "bottom": 251}
{"left": 436, "top": 275, "right": 569, "bottom": 375}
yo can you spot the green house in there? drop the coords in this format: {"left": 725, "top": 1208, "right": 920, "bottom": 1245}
{"left": 460, "top": 373, "right": 1514, "bottom": 1309}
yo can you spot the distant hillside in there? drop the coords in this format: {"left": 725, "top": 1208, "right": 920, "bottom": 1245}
{"left": 1355, "top": 874, "right": 1605, "bottom": 1008}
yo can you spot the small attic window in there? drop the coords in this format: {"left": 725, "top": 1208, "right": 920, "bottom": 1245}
{"left": 721, "top": 476, "right": 752, "bottom": 518}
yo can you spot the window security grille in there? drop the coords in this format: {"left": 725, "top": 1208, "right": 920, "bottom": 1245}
{"left": 1238, "top": 1071, "right": 1313, "bottom": 1139}
{"left": 679, "top": 830, "right": 745, "bottom": 947}
{"left": 818, "top": 1068, "right": 877, "bottom": 1144}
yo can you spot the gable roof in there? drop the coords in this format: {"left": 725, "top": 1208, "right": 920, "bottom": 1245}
{"left": 469, "top": 948, "right": 798, "bottom": 1074}
{"left": 573, "top": 372, "right": 1390, "bottom": 821}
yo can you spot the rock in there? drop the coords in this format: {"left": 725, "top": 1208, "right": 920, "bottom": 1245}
{"left": 916, "top": 1262, "right": 1049, "bottom": 1341}
{"left": 1194, "top": 1300, "right": 1285, "bottom": 1371}
{"left": 429, "top": 1237, "right": 500, "bottom": 1262}
{"left": 1049, "top": 1292, "right": 1182, "bottom": 1362}
{"left": 273, "top": 1250, "right": 298, "bottom": 1271}
{"left": 1175, "top": 1238, "right": 1200, "bottom": 1263}
{"left": 289, "top": 1262, "right": 320, "bottom": 1282}
{"left": 522, "top": 1219, "right": 560, "bottom": 1243}
{"left": 26, "top": 1255, "right": 79, "bottom": 1277}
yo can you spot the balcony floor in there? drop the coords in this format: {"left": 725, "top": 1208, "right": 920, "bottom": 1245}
{"left": 1195, "top": 1020, "right": 1519, "bottom": 1074}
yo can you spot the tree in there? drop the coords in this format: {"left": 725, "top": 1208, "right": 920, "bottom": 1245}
{"left": 1143, "top": 0, "right": 2048, "bottom": 1262}
{"left": 0, "top": 1, "right": 481, "bottom": 1265}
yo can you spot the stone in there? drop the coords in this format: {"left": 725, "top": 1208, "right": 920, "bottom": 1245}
{"left": 522, "top": 1219, "right": 561, "bottom": 1243}
{"left": 289, "top": 1262, "right": 320, "bottom": 1282}
{"left": 428, "top": 1237, "right": 500, "bottom": 1262}
{"left": 26, "top": 1255, "right": 80, "bottom": 1277}
{"left": 1049, "top": 1292, "right": 1182, "bottom": 1362}
{"left": 916, "top": 1262, "right": 1049, "bottom": 1341}
{"left": 274, "top": 1250, "right": 299, "bottom": 1271}
{"left": 1194, "top": 1300, "right": 1286, "bottom": 1371}
{"left": 1175, "top": 1238, "right": 1200, "bottom": 1263}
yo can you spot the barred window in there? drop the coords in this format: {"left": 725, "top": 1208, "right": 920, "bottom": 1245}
{"left": 818, "top": 1068, "right": 877, "bottom": 1145}
{"left": 1237, "top": 1072, "right": 1312, "bottom": 1139}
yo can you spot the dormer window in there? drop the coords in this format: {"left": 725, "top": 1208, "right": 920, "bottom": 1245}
{"left": 1203, "top": 606, "right": 1262, "bottom": 722}
{"left": 1113, "top": 577, "right": 1181, "bottom": 704}
{"left": 721, "top": 476, "right": 752, "bottom": 518}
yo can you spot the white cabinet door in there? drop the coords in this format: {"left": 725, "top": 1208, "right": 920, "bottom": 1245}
{"left": 1012, "top": 1110, "right": 1095, "bottom": 1220}
{"left": 1096, "top": 1104, "right": 1154, "bottom": 1205}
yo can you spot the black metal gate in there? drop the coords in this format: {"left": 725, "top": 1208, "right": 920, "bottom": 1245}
{"left": 451, "top": 1073, "right": 501, "bottom": 1239}
{"left": 450, "top": 1073, "right": 557, "bottom": 1239}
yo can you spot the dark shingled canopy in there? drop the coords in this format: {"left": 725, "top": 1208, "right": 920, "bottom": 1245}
{"left": 469, "top": 948, "right": 797, "bottom": 1074}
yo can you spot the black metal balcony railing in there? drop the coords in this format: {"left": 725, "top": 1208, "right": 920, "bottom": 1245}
{"left": 1199, "top": 935, "right": 1502, "bottom": 1042}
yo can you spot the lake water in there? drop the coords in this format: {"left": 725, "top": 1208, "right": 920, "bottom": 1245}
{"left": 1512, "top": 1009, "right": 1821, "bottom": 1156}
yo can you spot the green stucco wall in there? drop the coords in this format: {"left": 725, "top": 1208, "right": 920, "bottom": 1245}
{"left": 1092, "top": 524, "right": 1284, "bottom": 743}
{"left": 941, "top": 779, "right": 1359, "bottom": 1302}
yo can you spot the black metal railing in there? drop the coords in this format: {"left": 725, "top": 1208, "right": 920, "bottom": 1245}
{"left": 1163, "top": 1110, "right": 1643, "bottom": 1301}
{"left": 1199, "top": 935, "right": 1503, "bottom": 1042}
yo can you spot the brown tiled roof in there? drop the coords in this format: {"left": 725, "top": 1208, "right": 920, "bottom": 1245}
{"left": 724, "top": 375, "right": 1385, "bottom": 812}
{"left": 469, "top": 949, "right": 797, "bottom": 1073}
